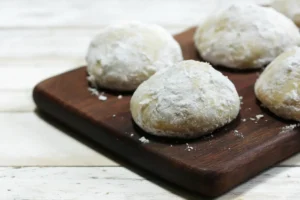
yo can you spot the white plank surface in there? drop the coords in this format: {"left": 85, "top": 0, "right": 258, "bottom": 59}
{"left": 0, "top": 27, "right": 188, "bottom": 59}
{"left": 0, "top": 0, "right": 271, "bottom": 28}
{"left": 0, "top": 0, "right": 217, "bottom": 28}
{"left": 0, "top": 113, "right": 116, "bottom": 166}
{"left": 0, "top": 67, "right": 74, "bottom": 90}
{"left": 0, "top": 166, "right": 298, "bottom": 200}
{"left": 0, "top": 90, "right": 34, "bottom": 112}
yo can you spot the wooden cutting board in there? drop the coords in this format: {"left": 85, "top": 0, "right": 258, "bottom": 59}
{"left": 33, "top": 28, "right": 300, "bottom": 197}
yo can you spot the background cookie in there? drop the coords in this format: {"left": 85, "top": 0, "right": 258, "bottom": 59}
{"left": 86, "top": 21, "right": 183, "bottom": 91}
{"left": 255, "top": 47, "right": 300, "bottom": 121}
{"left": 271, "top": 0, "right": 300, "bottom": 27}
{"left": 194, "top": 4, "right": 300, "bottom": 69}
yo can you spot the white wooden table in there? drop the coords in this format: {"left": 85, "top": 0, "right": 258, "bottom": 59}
{"left": 1, "top": 0, "right": 300, "bottom": 199}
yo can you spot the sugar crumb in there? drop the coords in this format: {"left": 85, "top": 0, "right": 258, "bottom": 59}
{"left": 130, "top": 133, "right": 134, "bottom": 137}
{"left": 239, "top": 96, "right": 243, "bottom": 105}
{"left": 88, "top": 87, "right": 99, "bottom": 96}
{"left": 242, "top": 118, "right": 247, "bottom": 122}
{"left": 233, "top": 130, "right": 244, "bottom": 138}
{"left": 139, "top": 136, "right": 149, "bottom": 143}
{"left": 98, "top": 95, "right": 107, "bottom": 101}
{"left": 117, "top": 95, "right": 123, "bottom": 99}
{"left": 185, "top": 143, "right": 194, "bottom": 151}
{"left": 250, "top": 117, "right": 256, "bottom": 121}
{"left": 256, "top": 114, "right": 264, "bottom": 120}
{"left": 112, "top": 114, "right": 116, "bottom": 117}
{"left": 280, "top": 124, "right": 299, "bottom": 134}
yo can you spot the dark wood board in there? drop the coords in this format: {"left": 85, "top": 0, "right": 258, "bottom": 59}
{"left": 33, "top": 28, "right": 300, "bottom": 197}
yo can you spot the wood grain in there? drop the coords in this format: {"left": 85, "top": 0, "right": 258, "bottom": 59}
{"left": 0, "top": 112, "right": 299, "bottom": 166}
{"left": 0, "top": 166, "right": 298, "bottom": 200}
{"left": 33, "top": 28, "right": 300, "bottom": 197}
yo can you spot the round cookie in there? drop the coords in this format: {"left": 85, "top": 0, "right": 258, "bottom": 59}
{"left": 130, "top": 60, "right": 240, "bottom": 138}
{"left": 86, "top": 21, "right": 183, "bottom": 91}
{"left": 271, "top": 0, "right": 300, "bottom": 27}
{"left": 255, "top": 47, "right": 300, "bottom": 121}
{"left": 194, "top": 4, "right": 300, "bottom": 69}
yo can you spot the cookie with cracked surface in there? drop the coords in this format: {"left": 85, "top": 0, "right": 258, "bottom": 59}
{"left": 194, "top": 4, "right": 300, "bottom": 69}
{"left": 86, "top": 21, "right": 183, "bottom": 91}
{"left": 130, "top": 60, "right": 240, "bottom": 138}
{"left": 255, "top": 47, "right": 300, "bottom": 121}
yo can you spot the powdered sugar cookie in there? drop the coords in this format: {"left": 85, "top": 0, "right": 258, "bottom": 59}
{"left": 130, "top": 60, "right": 240, "bottom": 138}
{"left": 255, "top": 47, "right": 300, "bottom": 121}
{"left": 272, "top": 0, "right": 300, "bottom": 27}
{"left": 86, "top": 22, "right": 183, "bottom": 91}
{"left": 194, "top": 4, "right": 300, "bottom": 69}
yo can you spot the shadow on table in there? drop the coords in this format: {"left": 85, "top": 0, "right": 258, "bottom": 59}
{"left": 34, "top": 108, "right": 292, "bottom": 200}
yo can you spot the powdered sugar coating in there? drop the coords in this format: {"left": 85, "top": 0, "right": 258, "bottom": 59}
{"left": 272, "top": 0, "right": 300, "bottom": 27}
{"left": 86, "top": 21, "right": 183, "bottom": 91}
{"left": 194, "top": 4, "right": 300, "bottom": 69}
{"left": 255, "top": 47, "right": 300, "bottom": 121}
{"left": 130, "top": 60, "right": 240, "bottom": 138}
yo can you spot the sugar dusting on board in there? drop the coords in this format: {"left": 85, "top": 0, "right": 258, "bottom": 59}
{"left": 98, "top": 95, "right": 107, "bottom": 101}
{"left": 88, "top": 87, "right": 99, "bottom": 96}
{"left": 185, "top": 143, "right": 194, "bottom": 151}
{"left": 280, "top": 124, "right": 300, "bottom": 134}
{"left": 87, "top": 76, "right": 110, "bottom": 101}
{"left": 256, "top": 114, "right": 264, "bottom": 120}
{"left": 240, "top": 96, "right": 243, "bottom": 105}
{"left": 139, "top": 136, "right": 150, "bottom": 144}
{"left": 234, "top": 130, "right": 244, "bottom": 138}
